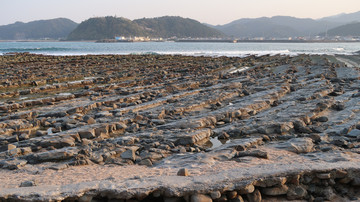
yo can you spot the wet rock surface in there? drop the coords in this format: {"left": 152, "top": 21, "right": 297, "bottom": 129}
{"left": 0, "top": 53, "right": 359, "bottom": 201}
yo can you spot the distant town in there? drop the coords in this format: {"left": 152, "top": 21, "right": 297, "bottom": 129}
{"left": 95, "top": 35, "right": 360, "bottom": 43}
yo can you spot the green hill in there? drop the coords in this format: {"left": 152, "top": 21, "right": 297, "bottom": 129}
{"left": 325, "top": 22, "right": 360, "bottom": 36}
{"left": 67, "top": 17, "right": 148, "bottom": 40}
{"left": 67, "top": 16, "right": 224, "bottom": 40}
{"left": 134, "top": 16, "right": 224, "bottom": 38}
{"left": 0, "top": 18, "right": 78, "bottom": 40}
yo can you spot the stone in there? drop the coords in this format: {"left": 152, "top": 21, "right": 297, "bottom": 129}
{"left": 84, "top": 116, "right": 96, "bottom": 124}
{"left": 351, "top": 177, "right": 360, "bottom": 186}
{"left": 177, "top": 168, "right": 189, "bottom": 176}
{"left": 346, "top": 129, "right": 360, "bottom": 138}
{"left": 0, "top": 159, "right": 27, "bottom": 170}
{"left": 90, "top": 153, "right": 104, "bottom": 164}
{"left": 230, "top": 196, "right": 244, "bottom": 202}
{"left": 121, "top": 149, "right": 136, "bottom": 161}
{"left": 238, "top": 184, "right": 255, "bottom": 194}
{"left": 78, "top": 194, "right": 93, "bottom": 202}
{"left": 26, "top": 148, "right": 78, "bottom": 163}
{"left": 253, "top": 177, "right": 287, "bottom": 187}
{"left": 218, "top": 132, "right": 230, "bottom": 140}
{"left": 246, "top": 189, "right": 261, "bottom": 202}
{"left": 164, "top": 197, "right": 183, "bottom": 202}
{"left": 315, "top": 116, "right": 328, "bottom": 122}
{"left": 316, "top": 173, "right": 331, "bottom": 179}
{"left": 95, "top": 126, "right": 108, "bottom": 137}
{"left": 190, "top": 194, "right": 212, "bottom": 202}
{"left": 138, "top": 159, "right": 153, "bottom": 166}
{"left": 79, "top": 129, "right": 96, "bottom": 139}
{"left": 227, "top": 191, "right": 237, "bottom": 199}
{"left": 261, "top": 185, "right": 288, "bottom": 196}
{"left": 116, "top": 122, "right": 127, "bottom": 130}
{"left": 286, "top": 185, "right": 307, "bottom": 200}
{"left": 235, "top": 150, "right": 268, "bottom": 159}
{"left": 277, "top": 137, "right": 314, "bottom": 153}
{"left": 95, "top": 111, "right": 112, "bottom": 118}
{"left": 81, "top": 138, "right": 93, "bottom": 145}
{"left": 179, "top": 147, "right": 187, "bottom": 153}
{"left": 339, "top": 177, "right": 352, "bottom": 184}
{"left": 309, "top": 134, "right": 321, "bottom": 143}
{"left": 209, "top": 191, "right": 221, "bottom": 199}
{"left": 7, "top": 144, "right": 16, "bottom": 150}
{"left": 335, "top": 170, "right": 348, "bottom": 178}
{"left": 20, "top": 180, "right": 37, "bottom": 187}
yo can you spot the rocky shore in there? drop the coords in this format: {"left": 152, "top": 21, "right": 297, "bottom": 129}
{"left": 0, "top": 52, "right": 359, "bottom": 201}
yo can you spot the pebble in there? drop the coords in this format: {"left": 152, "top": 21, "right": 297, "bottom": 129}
{"left": 177, "top": 168, "right": 189, "bottom": 176}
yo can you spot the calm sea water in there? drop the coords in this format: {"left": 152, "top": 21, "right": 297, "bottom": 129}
{"left": 0, "top": 41, "right": 359, "bottom": 57}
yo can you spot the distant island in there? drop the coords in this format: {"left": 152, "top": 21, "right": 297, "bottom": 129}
{"left": 0, "top": 18, "right": 77, "bottom": 40}
{"left": 0, "top": 11, "right": 360, "bottom": 42}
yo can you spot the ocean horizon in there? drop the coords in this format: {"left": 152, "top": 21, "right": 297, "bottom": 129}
{"left": 0, "top": 41, "right": 359, "bottom": 57}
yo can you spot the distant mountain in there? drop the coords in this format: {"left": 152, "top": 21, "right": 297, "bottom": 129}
{"left": 67, "top": 16, "right": 224, "bottom": 40}
{"left": 323, "top": 22, "right": 360, "bottom": 36}
{"left": 319, "top": 11, "right": 360, "bottom": 23}
{"left": 214, "top": 16, "right": 342, "bottom": 38}
{"left": 0, "top": 18, "right": 78, "bottom": 40}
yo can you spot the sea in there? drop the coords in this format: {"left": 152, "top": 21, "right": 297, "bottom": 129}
{"left": 0, "top": 41, "right": 359, "bottom": 57}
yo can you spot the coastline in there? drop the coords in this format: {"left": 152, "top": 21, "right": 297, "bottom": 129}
{"left": 1, "top": 39, "right": 360, "bottom": 43}
{"left": 0, "top": 53, "right": 359, "bottom": 201}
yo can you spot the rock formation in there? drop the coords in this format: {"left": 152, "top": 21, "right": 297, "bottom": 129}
{"left": 0, "top": 52, "right": 359, "bottom": 201}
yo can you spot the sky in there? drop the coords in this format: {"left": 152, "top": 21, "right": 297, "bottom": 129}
{"left": 1, "top": 0, "right": 360, "bottom": 26}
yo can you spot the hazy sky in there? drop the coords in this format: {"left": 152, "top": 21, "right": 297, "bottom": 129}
{"left": 1, "top": 0, "right": 360, "bottom": 26}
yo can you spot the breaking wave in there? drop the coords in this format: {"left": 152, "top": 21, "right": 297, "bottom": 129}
{"left": 0, "top": 47, "right": 71, "bottom": 54}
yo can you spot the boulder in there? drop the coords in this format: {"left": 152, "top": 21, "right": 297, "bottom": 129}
{"left": 177, "top": 168, "right": 189, "bottom": 176}
{"left": 190, "top": 194, "right": 212, "bottom": 202}
{"left": 238, "top": 184, "right": 255, "bottom": 194}
{"left": 26, "top": 148, "right": 78, "bottom": 163}
{"left": 261, "top": 185, "right": 289, "bottom": 196}
{"left": 276, "top": 137, "right": 314, "bottom": 153}
{"left": 286, "top": 185, "right": 308, "bottom": 200}
{"left": 247, "top": 189, "right": 262, "bottom": 202}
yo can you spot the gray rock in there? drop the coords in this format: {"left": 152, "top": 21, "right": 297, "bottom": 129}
{"left": 351, "top": 177, "right": 360, "bottom": 186}
{"left": 238, "top": 184, "right": 255, "bottom": 194}
{"left": 209, "top": 191, "right": 221, "bottom": 200}
{"left": 177, "top": 168, "right": 189, "bottom": 176}
{"left": 138, "top": 159, "right": 153, "bottom": 166}
{"left": 0, "top": 159, "right": 27, "bottom": 170}
{"left": 253, "top": 177, "right": 287, "bottom": 187}
{"left": 286, "top": 185, "right": 307, "bottom": 200}
{"left": 261, "top": 185, "right": 288, "bottom": 196}
{"left": 121, "top": 149, "right": 136, "bottom": 161}
{"left": 227, "top": 191, "right": 237, "bottom": 199}
{"left": 190, "top": 194, "right": 212, "bottom": 202}
{"left": 315, "top": 116, "right": 328, "bottom": 122}
{"left": 26, "top": 148, "right": 78, "bottom": 163}
{"left": 20, "top": 180, "right": 37, "bottom": 187}
{"left": 346, "top": 129, "right": 360, "bottom": 138}
{"left": 247, "top": 189, "right": 262, "bottom": 202}
{"left": 164, "top": 197, "right": 183, "bottom": 202}
{"left": 95, "top": 111, "right": 112, "bottom": 118}
{"left": 276, "top": 137, "right": 314, "bottom": 153}
{"left": 230, "top": 195, "right": 244, "bottom": 202}
{"left": 83, "top": 116, "right": 96, "bottom": 124}
{"left": 78, "top": 129, "right": 96, "bottom": 139}
{"left": 316, "top": 173, "right": 331, "bottom": 179}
